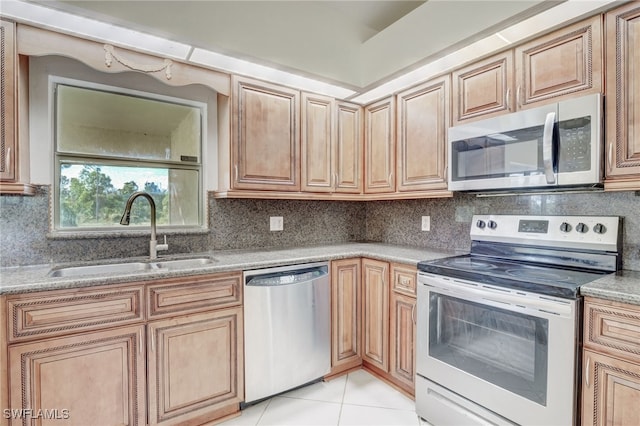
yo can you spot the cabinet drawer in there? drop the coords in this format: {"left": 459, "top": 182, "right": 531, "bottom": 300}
{"left": 584, "top": 298, "right": 640, "bottom": 362}
{"left": 7, "top": 284, "right": 144, "bottom": 343}
{"left": 147, "top": 272, "right": 242, "bottom": 319}
{"left": 391, "top": 263, "right": 417, "bottom": 297}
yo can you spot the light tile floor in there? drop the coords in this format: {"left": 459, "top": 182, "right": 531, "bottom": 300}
{"left": 220, "top": 370, "right": 428, "bottom": 426}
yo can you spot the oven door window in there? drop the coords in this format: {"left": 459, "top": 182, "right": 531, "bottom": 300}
{"left": 429, "top": 293, "right": 549, "bottom": 405}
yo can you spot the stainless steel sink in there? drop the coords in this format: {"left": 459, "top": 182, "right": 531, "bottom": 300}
{"left": 48, "top": 257, "right": 217, "bottom": 278}
{"left": 152, "top": 257, "right": 217, "bottom": 269}
{"left": 48, "top": 262, "right": 153, "bottom": 277}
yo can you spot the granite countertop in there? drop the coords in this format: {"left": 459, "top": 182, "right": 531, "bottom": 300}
{"left": 580, "top": 270, "right": 640, "bottom": 306}
{"left": 0, "top": 243, "right": 457, "bottom": 295}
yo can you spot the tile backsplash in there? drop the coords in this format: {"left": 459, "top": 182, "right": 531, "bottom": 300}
{"left": 1, "top": 186, "right": 639, "bottom": 271}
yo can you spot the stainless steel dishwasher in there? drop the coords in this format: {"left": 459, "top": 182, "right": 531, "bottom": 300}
{"left": 243, "top": 262, "right": 330, "bottom": 404}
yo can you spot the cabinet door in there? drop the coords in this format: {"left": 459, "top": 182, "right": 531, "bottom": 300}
{"left": 364, "top": 97, "right": 395, "bottom": 193}
{"left": 452, "top": 51, "right": 514, "bottom": 124}
{"left": 1, "top": 19, "right": 16, "bottom": 181}
{"left": 582, "top": 349, "right": 640, "bottom": 426}
{"left": 361, "top": 258, "right": 389, "bottom": 372}
{"left": 335, "top": 101, "right": 363, "bottom": 193}
{"left": 389, "top": 291, "right": 416, "bottom": 395}
{"left": 8, "top": 325, "right": 146, "bottom": 426}
{"left": 301, "top": 92, "right": 334, "bottom": 192}
{"left": 231, "top": 76, "right": 300, "bottom": 191}
{"left": 396, "top": 76, "right": 450, "bottom": 192}
{"left": 515, "top": 15, "right": 603, "bottom": 109}
{"left": 147, "top": 307, "right": 243, "bottom": 426}
{"left": 604, "top": 3, "right": 640, "bottom": 186}
{"left": 330, "top": 258, "right": 362, "bottom": 375}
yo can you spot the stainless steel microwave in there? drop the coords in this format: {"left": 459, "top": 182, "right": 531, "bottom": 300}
{"left": 448, "top": 93, "right": 602, "bottom": 192}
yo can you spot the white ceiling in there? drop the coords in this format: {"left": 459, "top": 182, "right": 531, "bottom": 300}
{"left": 27, "top": 0, "right": 564, "bottom": 90}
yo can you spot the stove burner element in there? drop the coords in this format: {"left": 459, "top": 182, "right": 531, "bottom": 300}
{"left": 505, "top": 268, "right": 573, "bottom": 282}
{"left": 443, "top": 258, "right": 497, "bottom": 270}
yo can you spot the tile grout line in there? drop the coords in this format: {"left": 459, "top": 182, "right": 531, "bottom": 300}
{"left": 254, "top": 398, "right": 272, "bottom": 426}
{"left": 336, "top": 372, "right": 350, "bottom": 425}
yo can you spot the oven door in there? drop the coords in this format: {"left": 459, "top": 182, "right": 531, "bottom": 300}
{"left": 416, "top": 273, "right": 580, "bottom": 426}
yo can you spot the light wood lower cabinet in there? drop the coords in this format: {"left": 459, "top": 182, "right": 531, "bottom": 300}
{"left": 3, "top": 272, "right": 244, "bottom": 426}
{"left": 389, "top": 264, "right": 417, "bottom": 395}
{"left": 147, "top": 307, "right": 243, "bottom": 425}
{"left": 361, "top": 258, "right": 390, "bottom": 373}
{"left": 582, "top": 297, "right": 640, "bottom": 426}
{"left": 8, "top": 324, "right": 147, "bottom": 426}
{"left": 582, "top": 349, "right": 640, "bottom": 426}
{"left": 330, "top": 259, "right": 362, "bottom": 376}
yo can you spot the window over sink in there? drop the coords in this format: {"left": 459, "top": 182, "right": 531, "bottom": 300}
{"left": 53, "top": 79, "right": 205, "bottom": 230}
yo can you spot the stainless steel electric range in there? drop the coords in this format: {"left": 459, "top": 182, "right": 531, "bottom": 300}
{"left": 416, "top": 215, "right": 622, "bottom": 426}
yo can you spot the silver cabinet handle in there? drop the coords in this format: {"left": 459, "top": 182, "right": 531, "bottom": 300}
{"left": 411, "top": 303, "right": 416, "bottom": 324}
{"left": 542, "top": 112, "right": 556, "bottom": 184}
{"left": 334, "top": 173, "right": 339, "bottom": 189}
{"left": 516, "top": 86, "right": 522, "bottom": 109}
{"left": 139, "top": 330, "right": 143, "bottom": 355}
{"left": 506, "top": 88, "right": 511, "bottom": 111}
{"left": 234, "top": 164, "right": 239, "bottom": 181}
{"left": 585, "top": 356, "right": 591, "bottom": 388}
{"left": 608, "top": 142, "right": 613, "bottom": 174}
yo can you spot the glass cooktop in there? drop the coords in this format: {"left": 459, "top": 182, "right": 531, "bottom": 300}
{"left": 417, "top": 254, "right": 609, "bottom": 298}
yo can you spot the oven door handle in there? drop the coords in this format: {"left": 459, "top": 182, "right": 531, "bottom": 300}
{"left": 422, "top": 280, "right": 573, "bottom": 317}
{"left": 543, "top": 111, "right": 556, "bottom": 184}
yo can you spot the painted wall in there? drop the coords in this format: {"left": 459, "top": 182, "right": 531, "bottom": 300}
{"left": 1, "top": 187, "right": 639, "bottom": 272}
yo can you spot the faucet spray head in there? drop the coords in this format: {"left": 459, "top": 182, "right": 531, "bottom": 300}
{"left": 120, "top": 211, "right": 131, "bottom": 225}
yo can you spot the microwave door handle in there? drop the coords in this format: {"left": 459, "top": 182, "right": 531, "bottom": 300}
{"left": 543, "top": 111, "right": 556, "bottom": 184}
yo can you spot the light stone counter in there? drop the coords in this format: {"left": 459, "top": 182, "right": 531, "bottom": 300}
{"left": 580, "top": 270, "right": 640, "bottom": 306}
{"left": 0, "top": 243, "right": 457, "bottom": 295}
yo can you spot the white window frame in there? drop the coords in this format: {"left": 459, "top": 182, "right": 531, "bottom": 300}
{"left": 51, "top": 76, "right": 208, "bottom": 232}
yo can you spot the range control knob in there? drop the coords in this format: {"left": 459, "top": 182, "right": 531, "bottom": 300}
{"left": 476, "top": 220, "right": 486, "bottom": 229}
{"left": 594, "top": 223, "right": 607, "bottom": 234}
{"left": 560, "top": 222, "right": 572, "bottom": 233}
{"left": 576, "top": 222, "right": 589, "bottom": 233}
{"left": 487, "top": 220, "right": 498, "bottom": 230}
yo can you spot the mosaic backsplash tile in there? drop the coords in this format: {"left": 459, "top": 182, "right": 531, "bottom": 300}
{"left": 2, "top": 186, "right": 639, "bottom": 271}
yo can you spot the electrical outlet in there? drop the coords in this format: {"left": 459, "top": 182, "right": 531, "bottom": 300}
{"left": 270, "top": 216, "right": 283, "bottom": 231}
{"left": 421, "top": 215, "right": 431, "bottom": 231}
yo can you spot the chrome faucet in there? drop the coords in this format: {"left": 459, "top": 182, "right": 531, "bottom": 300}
{"left": 120, "top": 191, "right": 169, "bottom": 259}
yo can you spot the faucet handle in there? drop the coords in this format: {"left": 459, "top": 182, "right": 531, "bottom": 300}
{"left": 157, "top": 235, "right": 169, "bottom": 252}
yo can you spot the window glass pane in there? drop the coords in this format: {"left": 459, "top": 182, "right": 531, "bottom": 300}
{"left": 56, "top": 84, "right": 201, "bottom": 163}
{"left": 58, "top": 163, "right": 199, "bottom": 229}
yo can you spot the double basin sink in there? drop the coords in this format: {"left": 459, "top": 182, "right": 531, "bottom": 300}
{"left": 48, "top": 257, "right": 217, "bottom": 278}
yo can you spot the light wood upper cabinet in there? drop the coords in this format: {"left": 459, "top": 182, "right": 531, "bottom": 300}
{"left": 604, "top": 2, "right": 640, "bottom": 189}
{"left": 335, "top": 101, "right": 363, "bottom": 193}
{"left": 0, "top": 20, "right": 17, "bottom": 182}
{"left": 330, "top": 258, "right": 362, "bottom": 376}
{"left": 582, "top": 297, "right": 640, "bottom": 426}
{"left": 515, "top": 14, "right": 603, "bottom": 109}
{"left": 361, "top": 258, "right": 390, "bottom": 372}
{"left": 301, "top": 93, "right": 334, "bottom": 192}
{"left": 452, "top": 51, "right": 514, "bottom": 124}
{"left": 396, "top": 76, "right": 450, "bottom": 192}
{"left": 453, "top": 15, "right": 603, "bottom": 124}
{"left": 231, "top": 76, "right": 300, "bottom": 191}
{"left": 301, "top": 95, "right": 362, "bottom": 194}
{"left": 364, "top": 97, "right": 395, "bottom": 193}
{"left": 8, "top": 325, "right": 147, "bottom": 426}
{"left": 0, "top": 20, "right": 34, "bottom": 195}
{"left": 147, "top": 307, "right": 243, "bottom": 426}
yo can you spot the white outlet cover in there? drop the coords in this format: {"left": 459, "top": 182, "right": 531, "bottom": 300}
{"left": 421, "top": 216, "right": 431, "bottom": 232}
{"left": 270, "top": 216, "right": 283, "bottom": 231}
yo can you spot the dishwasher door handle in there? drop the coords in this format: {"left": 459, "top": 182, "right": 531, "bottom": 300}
{"left": 246, "top": 266, "right": 329, "bottom": 287}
